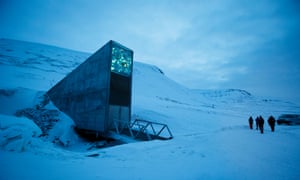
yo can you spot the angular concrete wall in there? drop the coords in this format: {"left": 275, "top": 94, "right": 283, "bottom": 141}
{"left": 47, "top": 41, "right": 133, "bottom": 134}
{"left": 47, "top": 42, "right": 112, "bottom": 133}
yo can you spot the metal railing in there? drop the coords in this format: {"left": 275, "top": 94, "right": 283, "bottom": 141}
{"left": 112, "top": 118, "right": 173, "bottom": 140}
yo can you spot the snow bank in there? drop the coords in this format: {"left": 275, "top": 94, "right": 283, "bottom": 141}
{"left": 0, "top": 114, "right": 41, "bottom": 152}
{"left": 0, "top": 87, "right": 43, "bottom": 115}
{"left": 46, "top": 105, "right": 80, "bottom": 147}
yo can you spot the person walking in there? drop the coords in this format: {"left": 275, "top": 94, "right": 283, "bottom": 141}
{"left": 268, "top": 116, "right": 276, "bottom": 132}
{"left": 255, "top": 117, "right": 259, "bottom": 130}
{"left": 259, "top": 116, "right": 264, "bottom": 134}
{"left": 248, "top": 116, "right": 254, "bottom": 129}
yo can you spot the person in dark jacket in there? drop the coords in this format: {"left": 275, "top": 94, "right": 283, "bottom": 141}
{"left": 255, "top": 117, "right": 259, "bottom": 130}
{"left": 258, "top": 116, "right": 264, "bottom": 134}
{"left": 248, "top": 116, "right": 254, "bottom": 129}
{"left": 268, "top": 116, "right": 276, "bottom": 132}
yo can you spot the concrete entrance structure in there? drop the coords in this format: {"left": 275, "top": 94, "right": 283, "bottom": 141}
{"left": 47, "top": 40, "right": 133, "bottom": 135}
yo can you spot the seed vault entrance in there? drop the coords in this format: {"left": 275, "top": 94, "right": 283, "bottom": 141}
{"left": 47, "top": 40, "right": 133, "bottom": 135}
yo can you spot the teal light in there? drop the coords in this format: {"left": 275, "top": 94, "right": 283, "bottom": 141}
{"left": 111, "top": 46, "right": 132, "bottom": 76}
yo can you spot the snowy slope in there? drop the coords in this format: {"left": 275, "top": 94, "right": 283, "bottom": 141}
{"left": 0, "top": 38, "right": 90, "bottom": 90}
{"left": 0, "top": 39, "right": 300, "bottom": 180}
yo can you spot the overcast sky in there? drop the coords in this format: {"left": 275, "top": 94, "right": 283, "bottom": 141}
{"left": 1, "top": 0, "right": 300, "bottom": 101}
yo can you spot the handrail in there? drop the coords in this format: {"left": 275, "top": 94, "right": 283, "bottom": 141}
{"left": 112, "top": 118, "right": 173, "bottom": 140}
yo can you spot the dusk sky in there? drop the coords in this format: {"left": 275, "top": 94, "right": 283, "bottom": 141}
{"left": 1, "top": 0, "right": 300, "bottom": 101}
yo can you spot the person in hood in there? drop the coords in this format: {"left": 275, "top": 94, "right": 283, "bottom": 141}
{"left": 248, "top": 116, "right": 254, "bottom": 129}
{"left": 268, "top": 116, "right": 276, "bottom": 132}
{"left": 258, "top": 116, "right": 264, "bottom": 134}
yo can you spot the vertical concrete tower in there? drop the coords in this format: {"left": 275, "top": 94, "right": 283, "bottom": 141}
{"left": 47, "top": 40, "right": 133, "bottom": 134}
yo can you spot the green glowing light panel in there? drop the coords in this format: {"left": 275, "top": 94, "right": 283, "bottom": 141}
{"left": 111, "top": 45, "right": 132, "bottom": 76}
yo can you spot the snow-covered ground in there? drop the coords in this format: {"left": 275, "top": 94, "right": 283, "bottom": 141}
{"left": 1, "top": 38, "right": 300, "bottom": 179}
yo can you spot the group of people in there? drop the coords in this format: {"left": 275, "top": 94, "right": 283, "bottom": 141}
{"left": 248, "top": 115, "right": 276, "bottom": 134}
